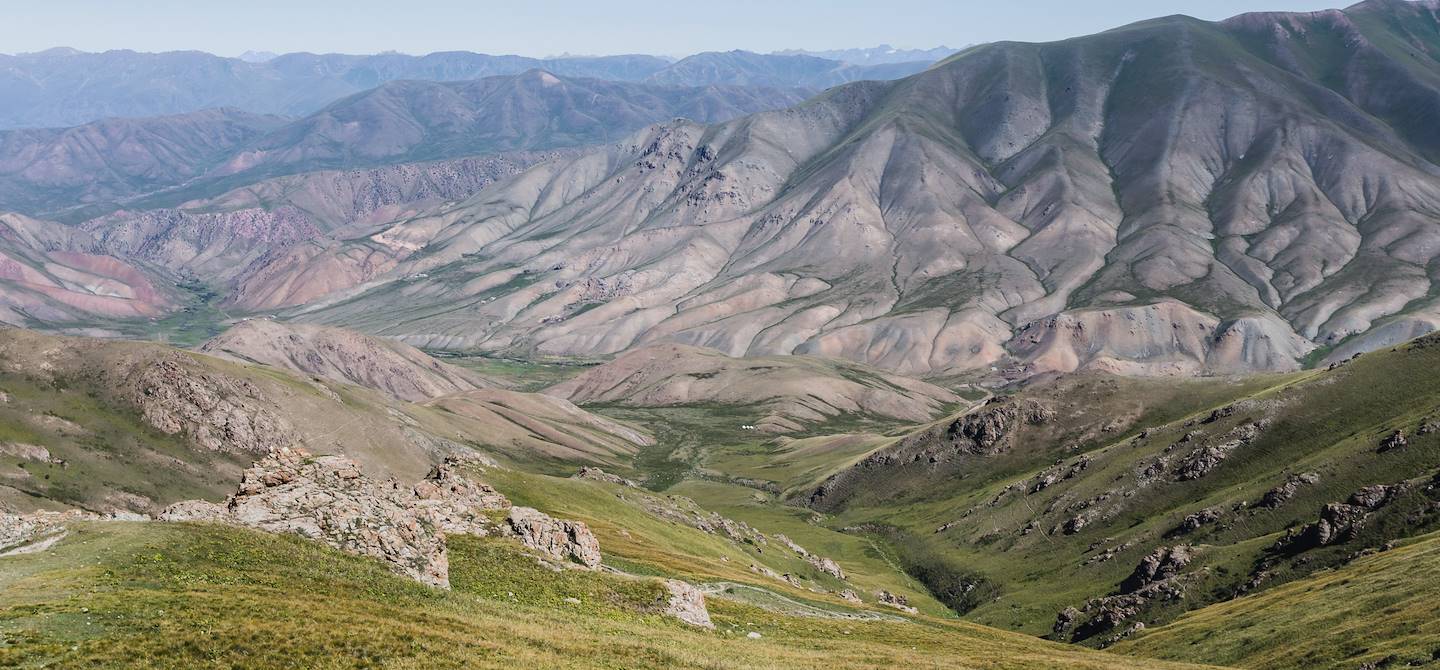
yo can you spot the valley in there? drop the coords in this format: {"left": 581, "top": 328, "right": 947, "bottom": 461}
{"left": 3, "top": 1, "right": 1440, "bottom": 668}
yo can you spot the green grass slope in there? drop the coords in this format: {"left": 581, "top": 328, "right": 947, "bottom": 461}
{"left": 791, "top": 334, "right": 1440, "bottom": 639}
{"left": 0, "top": 521, "right": 1207, "bottom": 669}
{"left": 1117, "top": 529, "right": 1440, "bottom": 669}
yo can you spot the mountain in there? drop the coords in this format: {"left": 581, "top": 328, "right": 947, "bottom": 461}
{"left": 201, "top": 72, "right": 810, "bottom": 185}
{"left": 545, "top": 342, "right": 962, "bottom": 432}
{"left": 0, "top": 48, "right": 933, "bottom": 131}
{"left": 0, "top": 48, "right": 673, "bottom": 129}
{"left": 645, "top": 50, "right": 934, "bottom": 88}
{"left": 262, "top": 0, "right": 1440, "bottom": 379}
{"left": 77, "top": 150, "right": 571, "bottom": 291}
{"left": 198, "top": 319, "right": 499, "bottom": 402}
{"left": 0, "top": 213, "right": 177, "bottom": 327}
{"left": 775, "top": 45, "right": 963, "bottom": 65}
{"left": 0, "top": 71, "right": 806, "bottom": 218}
{"left": 0, "top": 109, "right": 286, "bottom": 215}
{"left": 236, "top": 50, "right": 278, "bottom": 63}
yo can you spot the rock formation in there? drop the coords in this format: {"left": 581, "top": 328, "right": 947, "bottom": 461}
{"left": 661, "top": 579, "right": 714, "bottom": 628}
{"left": 161, "top": 450, "right": 595, "bottom": 587}
{"left": 503, "top": 507, "right": 602, "bottom": 569}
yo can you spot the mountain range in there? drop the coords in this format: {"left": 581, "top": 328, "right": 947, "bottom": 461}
{"left": 198, "top": 0, "right": 1437, "bottom": 379}
{"left": 5, "top": 4, "right": 1440, "bottom": 667}
{"left": 774, "top": 44, "right": 964, "bottom": 65}
{"left": 0, "top": 47, "right": 939, "bottom": 130}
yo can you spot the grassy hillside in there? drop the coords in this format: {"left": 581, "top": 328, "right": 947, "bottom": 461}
{"left": 1118, "top": 530, "right": 1440, "bottom": 669}
{"left": 795, "top": 335, "right": 1440, "bottom": 639}
{"left": 0, "top": 521, "right": 1206, "bottom": 669}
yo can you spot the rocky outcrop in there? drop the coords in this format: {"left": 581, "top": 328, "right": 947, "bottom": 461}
{"left": 411, "top": 461, "right": 510, "bottom": 535}
{"left": 807, "top": 397, "right": 1052, "bottom": 510}
{"left": 1259, "top": 472, "right": 1321, "bottom": 509}
{"left": 224, "top": 449, "right": 453, "bottom": 587}
{"left": 876, "top": 590, "right": 917, "bottom": 614}
{"left": 1169, "top": 508, "right": 1223, "bottom": 537}
{"left": 572, "top": 467, "right": 639, "bottom": 488}
{"left": 1121, "top": 546, "right": 1194, "bottom": 593}
{"left": 1057, "top": 546, "right": 1195, "bottom": 643}
{"left": 1276, "top": 483, "right": 1409, "bottom": 554}
{"left": 503, "top": 506, "right": 602, "bottom": 569}
{"left": 661, "top": 579, "right": 714, "bottom": 628}
{"left": 160, "top": 450, "right": 599, "bottom": 587}
{"left": 1378, "top": 430, "right": 1408, "bottom": 453}
{"left": 120, "top": 352, "right": 299, "bottom": 453}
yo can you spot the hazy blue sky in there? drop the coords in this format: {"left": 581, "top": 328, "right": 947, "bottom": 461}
{"left": 1, "top": 0, "right": 1348, "bottom": 58}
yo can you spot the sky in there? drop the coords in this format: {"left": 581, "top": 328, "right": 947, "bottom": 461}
{"left": 0, "top": 0, "right": 1348, "bottom": 58}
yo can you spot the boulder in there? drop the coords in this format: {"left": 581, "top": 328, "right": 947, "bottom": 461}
{"left": 808, "top": 555, "right": 845, "bottom": 580}
{"left": 661, "top": 579, "right": 713, "bottom": 628}
{"left": 1378, "top": 430, "right": 1408, "bottom": 453}
{"left": 505, "top": 506, "right": 602, "bottom": 569}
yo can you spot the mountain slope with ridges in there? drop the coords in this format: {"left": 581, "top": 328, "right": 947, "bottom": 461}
{"left": 269, "top": 0, "right": 1440, "bottom": 377}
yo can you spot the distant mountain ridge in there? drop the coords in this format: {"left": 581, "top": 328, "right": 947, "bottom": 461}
{"left": 0, "top": 71, "right": 809, "bottom": 217}
{"left": 0, "top": 47, "right": 950, "bottom": 130}
{"left": 773, "top": 45, "right": 962, "bottom": 65}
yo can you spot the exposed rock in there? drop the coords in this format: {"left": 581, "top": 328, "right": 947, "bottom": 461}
{"left": 1172, "top": 420, "right": 1268, "bottom": 481}
{"left": 838, "top": 589, "right": 862, "bottom": 604}
{"left": 661, "top": 579, "right": 714, "bottom": 628}
{"left": 808, "top": 555, "right": 846, "bottom": 580}
{"left": 1, "top": 509, "right": 96, "bottom": 553}
{"left": 1348, "top": 484, "right": 1401, "bottom": 510}
{"left": 0, "top": 442, "right": 61, "bottom": 464}
{"left": 123, "top": 352, "right": 298, "bottom": 453}
{"left": 1200, "top": 406, "right": 1235, "bottom": 424}
{"left": 1121, "top": 546, "right": 1194, "bottom": 593}
{"left": 1062, "top": 514, "right": 1090, "bottom": 535}
{"left": 1053, "top": 606, "right": 1080, "bottom": 636}
{"left": 1279, "top": 482, "right": 1410, "bottom": 554}
{"left": 1378, "top": 430, "right": 1408, "bottom": 453}
{"left": 1062, "top": 546, "right": 1194, "bottom": 642}
{"left": 572, "top": 467, "right": 639, "bottom": 488}
{"left": 157, "top": 500, "right": 228, "bottom": 522}
{"left": 1259, "top": 472, "right": 1321, "bottom": 509}
{"left": 1284, "top": 503, "right": 1370, "bottom": 551}
{"left": 161, "top": 448, "right": 600, "bottom": 587}
{"left": 504, "top": 506, "right": 602, "bottom": 569}
{"left": 1169, "top": 508, "right": 1223, "bottom": 537}
{"left": 876, "top": 590, "right": 917, "bottom": 614}
{"left": 411, "top": 459, "right": 510, "bottom": 535}
{"left": 226, "top": 448, "right": 452, "bottom": 587}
